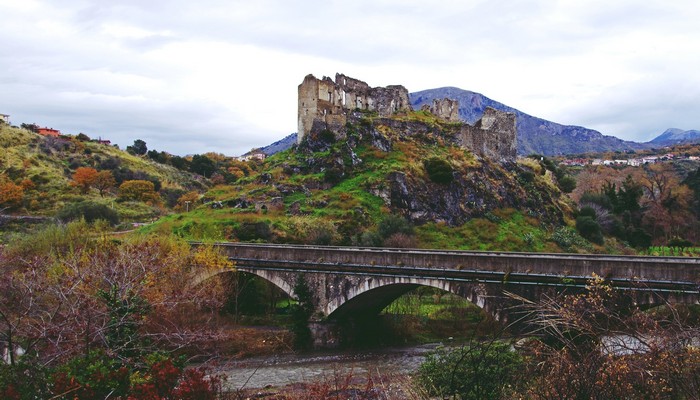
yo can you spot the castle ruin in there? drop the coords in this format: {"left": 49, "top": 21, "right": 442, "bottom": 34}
{"left": 298, "top": 73, "right": 516, "bottom": 161}
{"left": 298, "top": 73, "right": 411, "bottom": 144}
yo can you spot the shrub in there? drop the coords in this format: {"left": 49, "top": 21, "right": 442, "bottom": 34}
{"left": 423, "top": 157, "right": 454, "bottom": 184}
{"left": 550, "top": 227, "right": 590, "bottom": 250}
{"left": 377, "top": 214, "right": 413, "bottom": 239}
{"left": 576, "top": 216, "right": 604, "bottom": 245}
{"left": 56, "top": 201, "right": 119, "bottom": 226}
{"left": 236, "top": 221, "right": 272, "bottom": 241}
{"left": 558, "top": 175, "right": 577, "bottom": 193}
{"left": 416, "top": 341, "right": 523, "bottom": 400}
{"left": 383, "top": 232, "right": 417, "bottom": 248}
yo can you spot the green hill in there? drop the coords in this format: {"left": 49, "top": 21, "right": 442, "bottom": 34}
{"left": 143, "top": 110, "right": 591, "bottom": 253}
{"left": 0, "top": 124, "right": 207, "bottom": 235}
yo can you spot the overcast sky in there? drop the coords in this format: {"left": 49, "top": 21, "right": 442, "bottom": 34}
{"left": 2, "top": 0, "right": 699, "bottom": 156}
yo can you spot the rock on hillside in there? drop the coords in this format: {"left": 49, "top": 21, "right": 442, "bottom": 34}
{"left": 410, "top": 87, "right": 644, "bottom": 156}
{"left": 289, "top": 111, "right": 568, "bottom": 227}
{"left": 649, "top": 128, "right": 700, "bottom": 145}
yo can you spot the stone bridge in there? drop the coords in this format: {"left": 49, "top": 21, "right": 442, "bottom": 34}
{"left": 198, "top": 243, "right": 700, "bottom": 346}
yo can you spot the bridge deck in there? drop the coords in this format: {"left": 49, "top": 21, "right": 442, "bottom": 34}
{"left": 209, "top": 243, "right": 700, "bottom": 294}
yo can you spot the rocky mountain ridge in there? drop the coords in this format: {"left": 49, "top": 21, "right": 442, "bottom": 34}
{"left": 410, "top": 87, "right": 645, "bottom": 156}
{"left": 649, "top": 128, "right": 700, "bottom": 145}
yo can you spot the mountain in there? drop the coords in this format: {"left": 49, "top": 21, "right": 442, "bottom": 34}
{"left": 649, "top": 128, "right": 700, "bottom": 145}
{"left": 410, "top": 87, "right": 644, "bottom": 156}
{"left": 258, "top": 132, "right": 297, "bottom": 155}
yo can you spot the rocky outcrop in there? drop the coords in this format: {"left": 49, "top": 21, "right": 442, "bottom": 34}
{"left": 371, "top": 162, "right": 563, "bottom": 226}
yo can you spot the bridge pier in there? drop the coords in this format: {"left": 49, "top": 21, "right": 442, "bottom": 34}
{"left": 309, "top": 321, "right": 341, "bottom": 349}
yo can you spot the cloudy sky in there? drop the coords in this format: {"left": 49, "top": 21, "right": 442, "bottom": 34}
{"left": 2, "top": 0, "right": 699, "bottom": 156}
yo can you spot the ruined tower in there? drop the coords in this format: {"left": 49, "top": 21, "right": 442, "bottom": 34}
{"left": 297, "top": 73, "right": 411, "bottom": 144}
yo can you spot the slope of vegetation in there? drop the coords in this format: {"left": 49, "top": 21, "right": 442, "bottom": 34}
{"left": 141, "top": 111, "right": 591, "bottom": 252}
{"left": 0, "top": 124, "right": 209, "bottom": 239}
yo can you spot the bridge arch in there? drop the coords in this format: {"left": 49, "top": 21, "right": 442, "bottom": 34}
{"left": 325, "top": 277, "right": 496, "bottom": 321}
{"left": 192, "top": 267, "right": 296, "bottom": 301}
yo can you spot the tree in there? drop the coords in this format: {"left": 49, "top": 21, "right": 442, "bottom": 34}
{"left": 576, "top": 215, "right": 604, "bottom": 244}
{"left": 377, "top": 214, "right": 414, "bottom": 239}
{"left": 639, "top": 164, "right": 693, "bottom": 242}
{"left": 290, "top": 274, "right": 314, "bottom": 350}
{"left": 126, "top": 139, "right": 147, "bottom": 156}
{"left": 117, "top": 180, "right": 160, "bottom": 203}
{"left": 0, "top": 223, "right": 231, "bottom": 367}
{"left": 92, "top": 170, "right": 116, "bottom": 197}
{"left": 72, "top": 166, "right": 99, "bottom": 193}
{"left": 558, "top": 175, "right": 577, "bottom": 193}
{"left": 190, "top": 154, "right": 216, "bottom": 178}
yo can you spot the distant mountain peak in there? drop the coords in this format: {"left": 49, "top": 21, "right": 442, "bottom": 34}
{"left": 649, "top": 128, "right": 700, "bottom": 145}
{"left": 410, "top": 87, "right": 643, "bottom": 156}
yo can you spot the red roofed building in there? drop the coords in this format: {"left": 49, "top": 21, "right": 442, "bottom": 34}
{"left": 37, "top": 127, "right": 61, "bottom": 137}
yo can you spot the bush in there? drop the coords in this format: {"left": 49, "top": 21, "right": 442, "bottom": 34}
{"left": 424, "top": 157, "right": 454, "bottom": 184}
{"left": 56, "top": 201, "right": 119, "bottom": 226}
{"left": 576, "top": 216, "right": 604, "bottom": 245}
{"left": 550, "top": 227, "right": 590, "bottom": 250}
{"left": 558, "top": 175, "right": 577, "bottom": 193}
{"left": 236, "top": 221, "right": 272, "bottom": 241}
{"left": 578, "top": 205, "right": 597, "bottom": 219}
{"left": 377, "top": 214, "right": 414, "bottom": 239}
{"left": 416, "top": 341, "right": 523, "bottom": 400}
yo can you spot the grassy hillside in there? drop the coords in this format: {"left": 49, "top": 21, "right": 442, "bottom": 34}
{"left": 142, "top": 111, "right": 602, "bottom": 253}
{"left": 0, "top": 124, "right": 207, "bottom": 233}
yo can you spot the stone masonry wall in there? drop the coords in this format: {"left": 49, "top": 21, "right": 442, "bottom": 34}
{"left": 298, "top": 73, "right": 411, "bottom": 144}
{"left": 298, "top": 73, "right": 517, "bottom": 161}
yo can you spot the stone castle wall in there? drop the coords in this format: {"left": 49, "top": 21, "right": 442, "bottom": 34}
{"left": 298, "top": 73, "right": 411, "bottom": 144}
{"left": 458, "top": 107, "right": 517, "bottom": 161}
{"left": 298, "top": 73, "right": 517, "bottom": 161}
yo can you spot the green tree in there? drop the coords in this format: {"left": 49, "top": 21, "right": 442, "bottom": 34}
{"left": 290, "top": 274, "right": 314, "bottom": 350}
{"left": 126, "top": 139, "right": 147, "bottom": 156}
{"left": 558, "top": 175, "right": 577, "bottom": 193}
{"left": 190, "top": 154, "right": 216, "bottom": 178}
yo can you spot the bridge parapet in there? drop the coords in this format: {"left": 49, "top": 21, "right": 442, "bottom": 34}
{"left": 213, "top": 243, "right": 700, "bottom": 289}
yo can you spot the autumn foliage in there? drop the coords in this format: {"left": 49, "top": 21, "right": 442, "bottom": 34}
{"left": 0, "top": 222, "right": 232, "bottom": 398}
{"left": 0, "top": 177, "right": 24, "bottom": 210}
{"left": 118, "top": 180, "right": 160, "bottom": 203}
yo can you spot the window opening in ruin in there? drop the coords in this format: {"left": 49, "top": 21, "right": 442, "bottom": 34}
{"left": 328, "top": 91, "right": 332, "bottom": 102}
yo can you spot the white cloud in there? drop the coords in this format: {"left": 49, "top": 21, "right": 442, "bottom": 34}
{"left": 1, "top": 0, "right": 700, "bottom": 155}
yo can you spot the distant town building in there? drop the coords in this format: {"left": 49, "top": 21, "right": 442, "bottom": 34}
{"left": 237, "top": 151, "right": 267, "bottom": 162}
{"left": 0, "top": 114, "right": 9, "bottom": 124}
{"left": 36, "top": 127, "right": 61, "bottom": 137}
